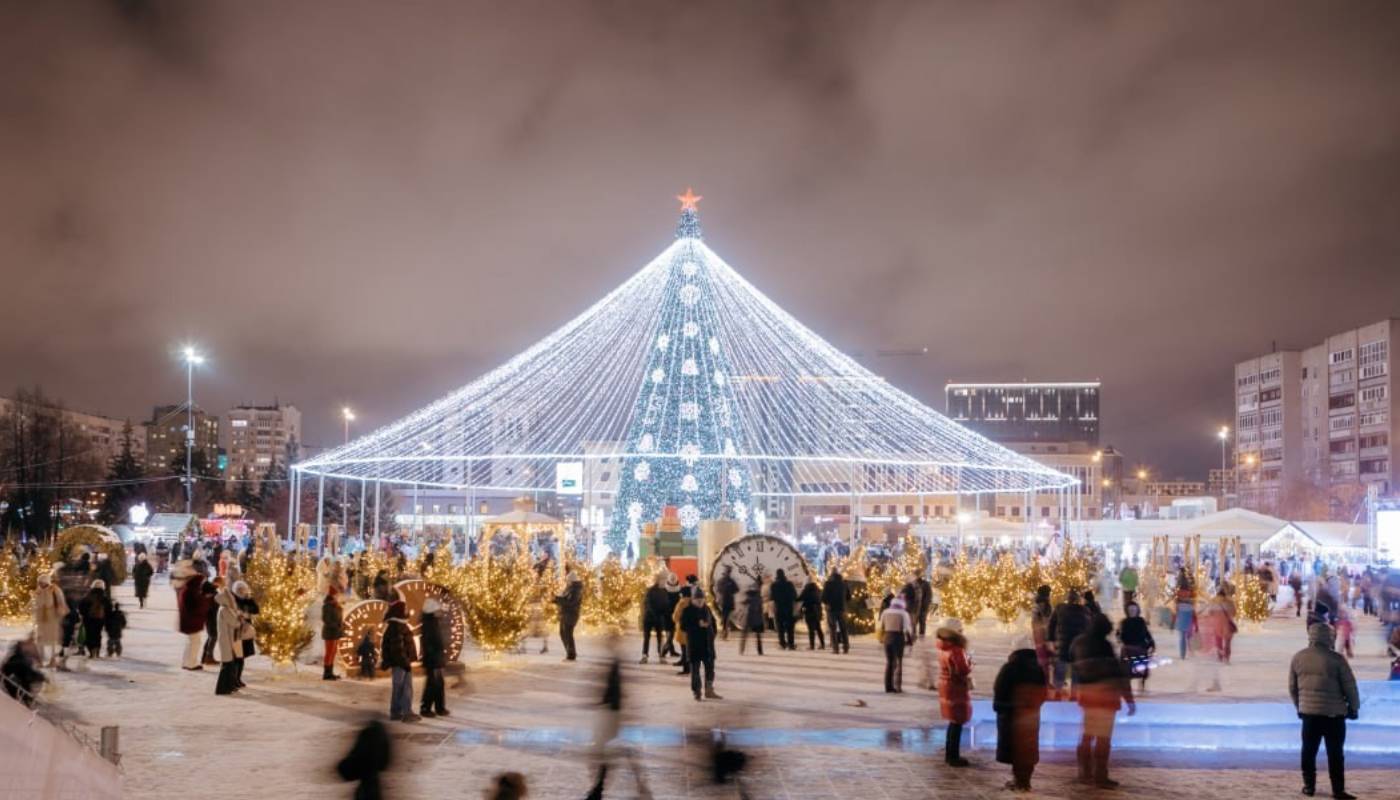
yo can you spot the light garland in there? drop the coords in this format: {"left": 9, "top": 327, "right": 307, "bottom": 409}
{"left": 291, "top": 198, "right": 1076, "bottom": 517}
{"left": 459, "top": 552, "right": 535, "bottom": 653}
{"left": 940, "top": 555, "right": 990, "bottom": 622}
{"left": 246, "top": 549, "right": 316, "bottom": 665}
{"left": 988, "top": 553, "right": 1028, "bottom": 624}
{"left": 583, "top": 558, "right": 650, "bottom": 634}
{"left": 0, "top": 549, "right": 28, "bottom": 622}
{"left": 1048, "top": 545, "right": 1099, "bottom": 605}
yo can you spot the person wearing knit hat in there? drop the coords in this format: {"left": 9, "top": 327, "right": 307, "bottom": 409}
{"left": 419, "top": 597, "right": 450, "bottom": 718}
{"left": 994, "top": 633, "right": 1048, "bottom": 792}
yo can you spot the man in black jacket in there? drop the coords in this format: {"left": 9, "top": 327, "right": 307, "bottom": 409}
{"left": 418, "top": 598, "right": 450, "bottom": 718}
{"left": 555, "top": 567, "right": 584, "bottom": 661}
{"left": 915, "top": 574, "right": 934, "bottom": 638}
{"left": 715, "top": 568, "right": 739, "bottom": 640}
{"left": 1047, "top": 589, "right": 1089, "bottom": 698}
{"left": 799, "top": 579, "right": 825, "bottom": 650}
{"left": 641, "top": 573, "right": 671, "bottom": 664}
{"left": 821, "top": 570, "right": 849, "bottom": 654}
{"left": 680, "top": 589, "right": 721, "bottom": 701}
{"left": 769, "top": 570, "right": 798, "bottom": 651}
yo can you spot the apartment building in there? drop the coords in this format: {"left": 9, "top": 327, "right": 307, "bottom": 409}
{"left": 0, "top": 396, "right": 145, "bottom": 467}
{"left": 226, "top": 403, "right": 301, "bottom": 486}
{"left": 1235, "top": 318, "right": 1398, "bottom": 513}
{"left": 146, "top": 404, "right": 220, "bottom": 475}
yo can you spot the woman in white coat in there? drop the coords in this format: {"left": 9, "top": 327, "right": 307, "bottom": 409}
{"left": 32, "top": 572, "right": 67, "bottom": 666}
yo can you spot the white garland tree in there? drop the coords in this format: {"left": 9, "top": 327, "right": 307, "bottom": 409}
{"left": 607, "top": 190, "right": 754, "bottom": 551}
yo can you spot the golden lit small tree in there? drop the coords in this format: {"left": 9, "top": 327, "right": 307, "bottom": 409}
{"left": 460, "top": 551, "right": 535, "bottom": 653}
{"left": 246, "top": 549, "right": 316, "bottom": 665}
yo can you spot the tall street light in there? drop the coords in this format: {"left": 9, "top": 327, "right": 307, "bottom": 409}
{"left": 182, "top": 346, "right": 205, "bottom": 516}
{"left": 341, "top": 407, "right": 355, "bottom": 533}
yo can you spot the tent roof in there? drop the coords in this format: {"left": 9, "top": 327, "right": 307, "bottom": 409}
{"left": 480, "top": 509, "right": 564, "bottom": 527}
{"left": 1183, "top": 507, "right": 1288, "bottom": 537}
{"left": 294, "top": 210, "right": 1075, "bottom": 498}
{"left": 1264, "top": 521, "right": 1370, "bottom": 551}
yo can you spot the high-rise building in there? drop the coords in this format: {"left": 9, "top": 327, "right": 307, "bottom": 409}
{"left": 1235, "top": 318, "right": 1397, "bottom": 513}
{"left": 945, "top": 381, "right": 1100, "bottom": 446}
{"left": 146, "top": 404, "right": 219, "bottom": 475}
{"left": 0, "top": 397, "right": 145, "bottom": 468}
{"left": 226, "top": 403, "right": 302, "bottom": 487}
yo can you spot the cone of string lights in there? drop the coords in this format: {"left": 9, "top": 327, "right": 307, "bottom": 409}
{"left": 1237, "top": 572, "right": 1271, "bottom": 625}
{"left": 584, "top": 557, "right": 649, "bottom": 634}
{"left": 1049, "top": 544, "right": 1098, "bottom": 605}
{"left": 865, "top": 561, "right": 907, "bottom": 608}
{"left": 837, "top": 545, "right": 876, "bottom": 634}
{"left": 988, "top": 552, "right": 1028, "bottom": 625}
{"left": 460, "top": 550, "right": 535, "bottom": 654}
{"left": 0, "top": 548, "right": 29, "bottom": 622}
{"left": 246, "top": 548, "right": 316, "bottom": 665}
{"left": 940, "top": 555, "right": 989, "bottom": 623}
{"left": 897, "top": 535, "right": 926, "bottom": 583}
{"left": 1020, "top": 556, "right": 1048, "bottom": 600}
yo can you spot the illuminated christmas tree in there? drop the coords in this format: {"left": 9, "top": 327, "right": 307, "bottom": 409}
{"left": 608, "top": 190, "right": 754, "bottom": 551}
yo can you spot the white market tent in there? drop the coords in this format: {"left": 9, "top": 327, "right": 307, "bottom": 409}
{"left": 1260, "top": 521, "right": 1371, "bottom": 557}
{"left": 1084, "top": 507, "right": 1288, "bottom": 549}
{"left": 292, "top": 201, "right": 1077, "bottom": 537}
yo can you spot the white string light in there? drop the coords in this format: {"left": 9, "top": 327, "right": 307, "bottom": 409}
{"left": 295, "top": 202, "right": 1077, "bottom": 514}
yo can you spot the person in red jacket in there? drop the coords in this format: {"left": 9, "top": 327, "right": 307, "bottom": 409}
{"left": 937, "top": 617, "right": 974, "bottom": 767}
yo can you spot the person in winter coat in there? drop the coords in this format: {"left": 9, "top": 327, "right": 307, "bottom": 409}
{"left": 1116, "top": 601, "right": 1156, "bottom": 693}
{"left": 104, "top": 601, "right": 127, "bottom": 657}
{"left": 337, "top": 719, "right": 393, "bottom": 800}
{"left": 769, "top": 570, "right": 798, "bottom": 650}
{"left": 555, "top": 567, "right": 584, "bottom": 661}
{"left": 1030, "top": 585, "right": 1054, "bottom": 688}
{"left": 2, "top": 636, "right": 46, "bottom": 707}
{"left": 821, "top": 570, "right": 849, "bottom": 654}
{"left": 1070, "top": 613, "right": 1135, "bottom": 789}
{"left": 738, "top": 582, "right": 765, "bottom": 655}
{"left": 715, "top": 568, "right": 739, "bottom": 640}
{"left": 175, "top": 565, "right": 211, "bottom": 670}
{"left": 201, "top": 577, "right": 223, "bottom": 665}
{"left": 1047, "top": 589, "right": 1089, "bottom": 697}
{"left": 671, "top": 578, "right": 695, "bottom": 676}
{"left": 936, "top": 618, "right": 973, "bottom": 767}
{"left": 1289, "top": 623, "right": 1361, "bottom": 799}
{"left": 993, "top": 635, "right": 1048, "bottom": 793}
{"left": 915, "top": 574, "right": 934, "bottom": 638}
{"left": 641, "top": 572, "right": 671, "bottom": 664}
{"left": 661, "top": 571, "right": 682, "bottom": 658}
{"left": 231, "top": 581, "right": 258, "bottom": 689}
{"left": 680, "top": 588, "right": 721, "bottom": 701}
{"left": 1173, "top": 571, "right": 1198, "bottom": 659}
{"left": 131, "top": 553, "right": 153, "bottom": 608}
{"left": 357, "top": 631, "right": 378, "bottom": 679}
{"left": 213, "top": 585, "right": 244, "bottom": 695}
{"left": 79, "top": 580, "right": 111, "bottom": 658}
{"left": 322, "top": 586, "right": 345, "bottom": 681}
{"left": 419, "top": 598, "right": 450, "bottom": 718}
{"left": 1200, "top": 588, "right": 1236, "bottom": 670}
{"left": 1118, "top": 564, "right": 1139, "bottom": 611}
{"left": 798, "top": 578, "right": 825, "bottom": 650}
{"left": 879, "top": 596, "right": 914, "bottom": 692}
{"left": 381, "top": 591, "right": 419, "bottom": 721}
{"left": 31, "top": 573, "right": 67, "bottom": 667}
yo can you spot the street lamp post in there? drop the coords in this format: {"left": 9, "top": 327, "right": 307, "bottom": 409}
{"left": 341, "top": 407, "right": 354, "bottom": 536}
{"left": 182, "top": 347, "right": 204, "bottom": 516}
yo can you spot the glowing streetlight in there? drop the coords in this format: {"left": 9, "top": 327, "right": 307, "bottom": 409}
{"left": 1137, "top": 468, "right": 1148, "bottom": 482}
{"left": 1218, "top": 425, "right": 1231, "bottom": 497}
{"left": 180, "top": 346, "right": 204, "bottom": 515}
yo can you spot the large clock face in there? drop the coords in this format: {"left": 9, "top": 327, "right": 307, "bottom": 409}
{"left": 709, "top": 534, "right": 810, "bottom": 628}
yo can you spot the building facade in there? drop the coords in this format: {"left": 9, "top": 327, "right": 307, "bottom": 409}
{"left": 226, "top": 403, "right": 301, "bottom": 486}
{"left": 945, "top": 381, "right": 1100, "bottom": 446}
{"left": 1235, "top": 318, "right": 1398, "bottom": 514}
{"left": 0, "top": 397, "right": 145, "bottom": 469}
{"left": 146, "top": 405, "right": 220, "bottom": 475}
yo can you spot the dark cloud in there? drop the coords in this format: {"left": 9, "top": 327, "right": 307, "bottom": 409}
{"left": 2, "top": 1, "right": 1398, "bottom": 473}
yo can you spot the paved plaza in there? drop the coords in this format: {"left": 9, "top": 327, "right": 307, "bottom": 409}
{"left": 4, "top": 574, "right": 1396, "bottom": 799}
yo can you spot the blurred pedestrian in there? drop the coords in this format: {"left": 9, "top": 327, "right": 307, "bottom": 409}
{"left": 1070, "top": 613, "right": 1135, "bottom": 788}
{"left": 798, "top": 577, "right": 824, "bottom": 650}
{"left": 879, "top": 596, "right": 913, "bottom": 692}
{"left": 641, "top": 572, "right": 670, "bottom": 664}
{"left": 31, "top": 572, "right": 66, "bottom": 667}
{"left": 822, "top": 569, "right": 849, "bottom": 654}
{"left": 936, "top": 617, "right": 973, "bottom": 767}
{"left": 1047, "top": 589, "right": 1088, "bottom": 698}
{"left": 770, "top": 569, "right": 798, "bottom": 650}
{"left": 233, "top": 580, "right": 258, "bottom": 689}
{"left": 419, "top": 598, "right": 450, "bottom": 718}
{"left": 214, "top": 582, "right": 243, "bottom": 695}
{"left": 555, "top": 566, "right": 584, "bottom": 661}
{"left": 382, "top": 590, "right": 419, "bottom": 722}
{"left": 322, "top": 585, "right": 345, "bottom": 681}
{"left": 680, "top": 588, "right": 720, "bottom": 701}
{"left": 79, "top": 579, "right": 111, "bottom": 659}
{"left": 1116, "top": 602, "right": 1155, "bottom": 694}
{"left": 672, "top": 577, "right": 694, "bottom": 676}
{"left": 993, "top": 635, "right": 1047, "bottom": 792}
{"left": 585, "top": 635, "right": 651, "bottom": 799}
{"left": 738, "top": 582, "right": 765, "bottom": 655}
{"left": 1290, "top": 623, "right": 1360, "bottom": 799}
{"left": 716, "top": 568, "right": 739, "bottom": 640}
{"left": 484, "top": 772, "right": 528, "bottom": 800}
{"left": 1, "top": 635, "right": 45, "bottom": 707}
{"left": 337, "top": 719, "right": 392, "bottom": 800}
{"left": 132, "top": 553, "right": 153, "bottom": 609}
{"left": 104, "top": 600, "right": 127, "bottom": 658}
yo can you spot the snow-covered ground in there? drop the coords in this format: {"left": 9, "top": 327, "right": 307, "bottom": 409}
{"left": 4, "top": 574, "right": 1396, "bottom": 799}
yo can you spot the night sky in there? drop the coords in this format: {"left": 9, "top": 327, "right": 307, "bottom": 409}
{"left": 3, "top": 1, "right": 1399, "bottom": 478}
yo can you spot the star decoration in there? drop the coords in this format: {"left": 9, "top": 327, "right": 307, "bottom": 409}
{"left": 677, "top": 187, "right": 702, "bottom": 212}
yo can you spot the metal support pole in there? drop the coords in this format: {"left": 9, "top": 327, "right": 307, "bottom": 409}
{"left": 373, "top": 479, "right": 381, "bottom": 549}
{"left": 185, "top": 360, "right": 194, "bottom": 516}
{"left": 316, "top": 474, "right": 325, "bottom": 554}
{"left": 358, "top": 478, "right": 366, "bottom": 541}
{"left": 286, "top": 468, "right": 296, "bottom": 542}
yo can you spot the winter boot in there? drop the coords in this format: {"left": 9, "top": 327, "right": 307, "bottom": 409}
{"left": 1075, "top": 739, "right": 1093, "bottom": 784}
{"left": 705, "top": 685, "right": 723, "bottom": 700}
{"left": 323, "top": 665, "right": 341, "bottom": 681}
{"left": 639, "top": 654, "right": 649, "bottom": 664}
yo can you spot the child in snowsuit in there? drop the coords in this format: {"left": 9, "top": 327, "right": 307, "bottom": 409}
{"left": 357, "top": 630, "right": 378, "bottom": 679}
{"left": 105, "top": 601, "right": 128, "bottom": 658}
